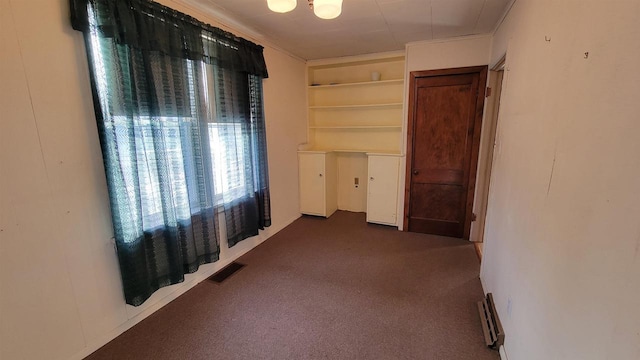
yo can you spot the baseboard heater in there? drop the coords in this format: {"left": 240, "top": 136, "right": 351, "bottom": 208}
{"left": 477, "top": 293, "right": 505, "bottom": 349}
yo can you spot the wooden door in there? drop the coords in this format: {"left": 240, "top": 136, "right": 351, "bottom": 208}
{"left": 404, "top": 66, "right": 487, "bottom": 239}
{"left": 367, "top": 155, "right": 400, "bottom": 225}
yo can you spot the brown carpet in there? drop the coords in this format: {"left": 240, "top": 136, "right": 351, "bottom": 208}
{"left": 86, "top": 211, "right": 499, "bottom": 360}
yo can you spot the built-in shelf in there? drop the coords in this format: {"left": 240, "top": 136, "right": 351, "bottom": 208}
{"left": 309, "top": 125, "right": 402, "bottom": 129}
{"left": 309, "top": 102, "right": 403, "bottom": 110}
{"left": 306, "top": 55, "right": 405, "bottom": 154}
{"left": 308, "top": 79, "right": 403, "bottom": 88}
{"left": 301, "top": 55, "right": 406, "bottom": 226}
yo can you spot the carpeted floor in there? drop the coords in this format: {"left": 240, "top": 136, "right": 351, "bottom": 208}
{"left": 87, "top": 211, "right": 499, "bottom": 360}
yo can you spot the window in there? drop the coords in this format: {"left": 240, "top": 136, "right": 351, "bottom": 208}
{"left": 73, "top": 0, "right": 270, "bottom": 306}
{"left": 91, "top": 33, "right": 251, "bottom": 231}
{"left": 208, "top": 123, "right": 248, "bottom": 202}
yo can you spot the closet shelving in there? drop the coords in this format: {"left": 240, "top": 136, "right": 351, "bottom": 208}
{"left": 306, "top": 55, "right": 405, "bottom": 154}
{"left": 298, "top": 55, "right": 406, "bottom": 226}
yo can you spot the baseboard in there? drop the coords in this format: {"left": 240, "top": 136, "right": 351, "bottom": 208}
{"left": 473, "top": 242, "right": 483, "bottom": 261}
{"left": 69, "top": 213, "right": 300, "bottom": 360}
{"left": 479, "top": 274, "right": 488, "bottom": 296}
{"left": 499, "top": 345, "right": 509, "bottom": 360}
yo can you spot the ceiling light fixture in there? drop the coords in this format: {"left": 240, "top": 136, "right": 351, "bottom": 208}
{"left": 267, "top": 0, "right": 343, "bottom": 20}
{"left": 312, "top": 0, "right": 343, "bottom": 19}
{"left": 266, "top": 0, "right": 297, "bottom": 13}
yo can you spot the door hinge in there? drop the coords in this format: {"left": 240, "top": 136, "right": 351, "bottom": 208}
{"left": 486, "top": 87, "right": 492, "bottom": 97}
{"left": 471, "top": 213, "right": 477, "bottom": 221}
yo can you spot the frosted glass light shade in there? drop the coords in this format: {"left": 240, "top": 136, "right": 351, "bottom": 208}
{"left": 267, "top": 0, "right": 297, "bottom": 13}
{"left": 313, "top": 0, "right": 342, "bottom": 19}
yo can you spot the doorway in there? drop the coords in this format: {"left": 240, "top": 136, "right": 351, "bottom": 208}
{"left": 404, "top": 66, "right": 488, "bottom": 239}
{"left": 473, "top": 58, "right": 506, "bottom": 258}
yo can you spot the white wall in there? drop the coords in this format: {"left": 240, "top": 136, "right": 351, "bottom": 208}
{"left": 0, "top": 0, "right": 307, "bottom": 358}
{"left": 405, "top": 35, "right": 493, "bottom": 73}
{"left": 336, "top": 153, "right": 368, "bottom": 213}
{"left": 400, "top": 35, "right": 492, "bottom": 232}
{"left": 480, "top": 1, "right": 640, "bottom": 359}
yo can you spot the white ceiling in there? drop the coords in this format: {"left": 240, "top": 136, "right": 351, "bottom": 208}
{"left": 186, "top": 0, "right": 512, "bottom": 60}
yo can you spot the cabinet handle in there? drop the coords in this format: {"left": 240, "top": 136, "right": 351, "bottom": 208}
{"left": 319, "top": 173, "right": 323, "bottom": 177}
{"left": 370, "top": 177, "right": 374, "bottom": 180}
{"left": 413, "top": 170, "right": 419, "bottom": 175}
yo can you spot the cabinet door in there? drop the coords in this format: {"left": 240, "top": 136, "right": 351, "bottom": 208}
{"left": 299, "top": 153, "right": 326, "bottom": 216}
{"left": 367, "top": 156, "right": 400, "bottom": 225}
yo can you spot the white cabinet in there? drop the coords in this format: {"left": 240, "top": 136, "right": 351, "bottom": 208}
{"left": 298, "top": 152, "right": 337, "bottom": 217}
{"left": 367, "top": 155, "right": 400, "bottom": 226}
{"left": 299, "top": 151, "right": 400, "bottom": 225}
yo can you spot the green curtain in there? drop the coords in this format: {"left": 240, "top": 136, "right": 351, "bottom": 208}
{"left": 213, "top": 67, "right": 271, "bottom": 246}
{"left": 71, "top": 0, "right": 270, "bottom": 306}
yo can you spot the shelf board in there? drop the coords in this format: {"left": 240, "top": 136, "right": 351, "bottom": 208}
{"left": 299, "top": 148, "right": 402, "bottom": 156}
{"left": 307, "top": 54, "right": 405, "bottom": 69}
{"left": 308, "top": 79, "right": 403, "bottom": 88}
{"left": 309, "top": 125, "right": 402, "bottom": 129}
{"left": 309, "top": 102, "right": 403, "bottom": 110}
{"left": 333, "top": 149, "right": 401, "bottom": 155}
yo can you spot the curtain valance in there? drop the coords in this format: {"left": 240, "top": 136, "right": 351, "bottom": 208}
{"left": 70, "top": 0, "right": 268, "bottom": 78}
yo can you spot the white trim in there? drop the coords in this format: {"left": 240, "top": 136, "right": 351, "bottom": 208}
{"left": 68, "top": 213, "right": 301, "bottom": 360}
{"left": 499, "top": 345, "right": 509, "bottom": 360}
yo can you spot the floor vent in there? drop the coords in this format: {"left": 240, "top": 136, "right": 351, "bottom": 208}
{"left": 477, "top": 293, "right": 505, "bottom": 349}
{"left": 208, "top": 262, "right": 245, "bottom": 283}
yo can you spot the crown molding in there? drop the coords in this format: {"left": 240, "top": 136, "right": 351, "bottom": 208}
{"left": 171, "top": 0, "right": 305, "bottom": 62}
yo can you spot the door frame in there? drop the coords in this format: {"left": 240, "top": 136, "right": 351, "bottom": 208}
{"left": 474, "top": 57, "right": 506, "bottom": 245}
{"left": 403, "top": 65, "right": 488, "bottom": 238}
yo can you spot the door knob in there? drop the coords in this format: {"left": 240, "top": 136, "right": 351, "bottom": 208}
{"left": 413, "top": 170, "right": 419, "bottom": 175}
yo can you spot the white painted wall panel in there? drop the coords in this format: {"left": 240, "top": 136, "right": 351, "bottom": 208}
{"left": 406, "top": 35, "right": 492, "bottom": 73}
{"left": 0, "top": 1, "right": 87, "bottom": 357}
{"left": 480, "top": 1, "right": 640, "bottom": 359}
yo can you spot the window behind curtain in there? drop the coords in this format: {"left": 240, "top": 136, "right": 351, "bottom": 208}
{"left": 72, "top": 0, "right": 270, "bottom": 306}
